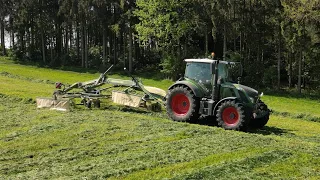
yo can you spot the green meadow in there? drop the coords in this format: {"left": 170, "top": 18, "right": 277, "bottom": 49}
{"left": 0, "top": 57, "right": 319, "bottom": 179}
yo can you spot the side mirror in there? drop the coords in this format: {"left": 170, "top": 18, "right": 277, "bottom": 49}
{"left": 177, "top": 73, "right": 184, "bottom": 81}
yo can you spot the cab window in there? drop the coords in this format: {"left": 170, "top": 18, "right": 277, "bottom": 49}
{"left": 185, "top": 62, "right": 212, "bottom": 84}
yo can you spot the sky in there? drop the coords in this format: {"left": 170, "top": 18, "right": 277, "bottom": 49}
{"left": 4, "top": 32, "right": 10, "bottom": 48}
{"left": 3, "top": 16, "right": 11, "bottom": 48}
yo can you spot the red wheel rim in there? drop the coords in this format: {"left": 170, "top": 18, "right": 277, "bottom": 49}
{"left": 222, "top": 107, "right": 240, "bottom": 126}
{"left": 171, "top": 93, "right": 190, "bottom": 116}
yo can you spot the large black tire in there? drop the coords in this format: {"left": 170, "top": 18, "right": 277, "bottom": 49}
{"left": 86, "top": 100, "right": 92, "bottom": 108}
{"left": 166, "top": 86, "right": 200, "bottom": 122}
{"left": 94, "top": 99, "right": 101, "bottom": 108}
{"left": 250, "top": 101, "right": 270, "bottom": 129}
{"left": 81, "top": 99, "right": 92, "bottom": 108}
{"left": 216, "top": 101, "right": 247, "bottom": 130}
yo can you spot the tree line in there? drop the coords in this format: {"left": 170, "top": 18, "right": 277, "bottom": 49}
{"left": 0, "top": 0, "right": 319, "bottom": 91}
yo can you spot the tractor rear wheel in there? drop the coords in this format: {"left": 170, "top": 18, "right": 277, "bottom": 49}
{"left": 216, "top": 101, "right": 247, "bottom": 130}
{"left": 166, "top": 86, "right": 200, "bottom": 122}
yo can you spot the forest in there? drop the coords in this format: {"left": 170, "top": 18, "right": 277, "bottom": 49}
{"left": 0, "top": 0, "right": 319, "bottom": 91}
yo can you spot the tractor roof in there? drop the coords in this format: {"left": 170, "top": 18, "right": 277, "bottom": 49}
{"left": 184, "top": 58, "right": 231, "bottom": 64}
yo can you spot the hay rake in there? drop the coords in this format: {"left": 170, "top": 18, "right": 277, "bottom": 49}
{"left": 36, "top": 65, "right": 166, "bottom": 111}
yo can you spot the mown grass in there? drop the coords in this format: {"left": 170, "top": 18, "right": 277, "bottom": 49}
{"left": 0, "top": 96, "right": 319, "bottom": 179}
{"left": 0, "top": 56, "right": 320, "bottom": 179}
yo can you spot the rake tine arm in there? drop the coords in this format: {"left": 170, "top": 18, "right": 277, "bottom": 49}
{"left": 123, "top": 68, "right": 165, "bottom": 104}
{"left": 63, "top": 82, "right": 82, "bottom": 93}
{"left": 95, "top": 65, "right": 114, "bottom": 85}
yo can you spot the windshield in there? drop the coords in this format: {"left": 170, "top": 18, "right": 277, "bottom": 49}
{"left": 185, "top": 62, "right": 211, "bottom": 84}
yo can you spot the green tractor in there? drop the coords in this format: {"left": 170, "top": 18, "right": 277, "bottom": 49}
{"left": 166, "top": 58, "right": 270, "bottom": 130}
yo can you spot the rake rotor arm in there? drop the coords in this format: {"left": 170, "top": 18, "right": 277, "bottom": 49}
{"left": 123, "top": 68, "right": 166, "bottom": 104}
{"left": 97, "top": 65, "right": 114, "bottom": 85}
{"left": 57, "top": 65, "right": 114, "bottom": 93}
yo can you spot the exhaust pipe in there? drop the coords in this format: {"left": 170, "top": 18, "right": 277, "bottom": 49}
{"left": 212, "top": 60, "right": 220, "bottom": 101}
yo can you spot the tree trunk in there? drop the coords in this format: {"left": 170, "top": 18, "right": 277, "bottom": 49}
{"left": 26, "top": 28, "right": 30, "bottom": 56}
{"left": 108, "top": 36, "right": 111, "bottom": 63}
{"left": 113, "top": 32, "right": 117, "bottom": 65}
{"left": 205, "top": 26, "right": 208, "bottom": 56}
{"left": 128, "top": 25, "right": 133, "bottom": 72}
{"left": 69, "top": 23, "right": 73, "bottom": 50}
{"left": 277, "top": 19, "right": 281, "bottom": 90}
{"left": 21, "top": 31, "right": 25, "bottom": 53}
{"left": 288, "top": 52, "right": 292, "bottom": 88}
{"left": 50, "top": 37, "right": 53, "bottom": 62}
{"left": 102, "top": 25, "right": 107, "bottom": 66}
{"left": 51, "top": 22, "right": 63, "bottom": 66}
{"left": 0, "top": 18, "right": 6, "bottom": 56}
{"left": 122, "top": 31, "right": 126, "bottom": 68}
{"left": 65, "top": 25, "right": 69, "bottom": 55}
{"left": 57, "top": 25, "right": 62, "bottom": 63}
{"left": 303, "top": 55, "right": 306, "bottom": 88}
{"left": 11, "top": 30, "right": 14, "bottom": 48}
{"left": 240, "top": 32, "right": 242, "bottom": 59}
{"left": 183, "top": 39, "right": 187, "bottom": 58}
{"left": 223, "top": 23, "right": 227, "bottom": 61}
{"left": 85, "top": 26, "right": 88, "bottom": 68}
{"left": 233, "top": 0, "right": 237, "bottom": 51}
{"left": 81, "top": 21, "right": 85, "bottom": 67}
{"left": 10, "top": 16, "right": 14, "bottom": 48}
{"left": 135, "top": 37, "right": 140, "bottom": 63}
{"left": 76, "top": 21, "right": 80, "bottom": 63}
{"left": 41, "top": 29, "right": 46, "bottom": 63}
{"left": 30, "top": 19, "right": 34, "bottom": 47}
{"left": 297, "top": 51, "right": 302, "bottom": 93}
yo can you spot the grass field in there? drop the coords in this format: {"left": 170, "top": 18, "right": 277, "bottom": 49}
{"left": 0, "top": 57, "right": 320, "bottom": 179}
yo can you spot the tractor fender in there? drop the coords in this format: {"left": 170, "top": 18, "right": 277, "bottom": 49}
{"left": 168, "top": 81, "right": 204, "bottom": 98}
{"left": 212, "top": 97, "right": 238, "bottom": 115}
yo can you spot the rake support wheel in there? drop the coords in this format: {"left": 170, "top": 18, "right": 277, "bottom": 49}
{"left": 94, "top": 99, "right": 101, "bottom": 108}
{"left": 166, "top": 86, "right": 200, "bottom": 122}
{"left": 216, "top": 101, "right": 247, "bottom": 130}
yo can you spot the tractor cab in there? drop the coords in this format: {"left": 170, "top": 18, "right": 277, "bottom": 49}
{"left": 184, "top": 59, "right": 242, "bottom": 98}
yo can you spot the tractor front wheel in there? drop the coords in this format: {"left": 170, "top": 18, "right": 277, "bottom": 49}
{"left": 166, "top": 86, "right": 200, "bottom": 122}
{"left": 250, "top": 101, "right": 270, "bottom": 129}
{"left": 216, "top": 101, "right": 247, "bottom": 130}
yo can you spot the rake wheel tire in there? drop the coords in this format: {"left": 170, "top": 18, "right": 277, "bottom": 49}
{"left": 166, "top": 86, "right": 200, "bottom": 122}
{"left": 216, "top": 101, "right": 247, "bottom": 130}
{"left": 94, "top": 99, "right": 101, "bottom": 108}
{"left": 86, "top": 100, "right": 92, "bottom": 108}
{"left": 82, "top": 99, "right": 92, "bottom": 108}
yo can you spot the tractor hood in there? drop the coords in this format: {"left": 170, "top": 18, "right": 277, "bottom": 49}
{"left": 238, "top": 84, "right": 259, "bottom": 98}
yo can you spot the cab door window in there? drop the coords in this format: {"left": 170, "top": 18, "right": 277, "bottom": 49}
{"left": 185, "top": 62, "right": 212, "bottom": 86}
